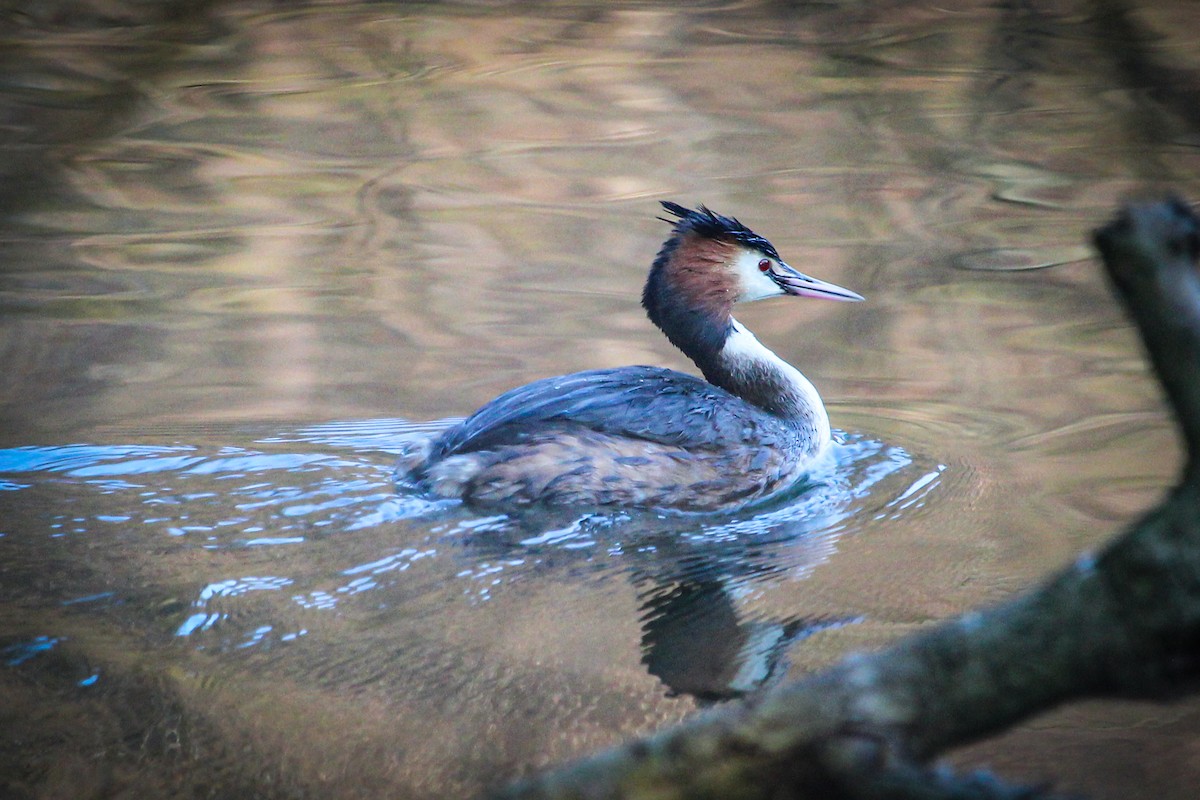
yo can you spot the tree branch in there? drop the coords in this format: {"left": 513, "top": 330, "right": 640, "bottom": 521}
{"left": 1094, "top": 199, "right": 1200, "bottom": 472}
{"left": 491, "top": 199, "right": 1200, "bottom": 800}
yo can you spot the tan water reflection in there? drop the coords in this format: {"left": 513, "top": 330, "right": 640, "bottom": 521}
{"left": 2, "top": 2, "right": 1199, "bottom": 798}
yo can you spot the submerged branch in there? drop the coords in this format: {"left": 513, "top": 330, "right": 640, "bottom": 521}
{"left": 491, "top": 199, "right": 1200, "bottom": 800}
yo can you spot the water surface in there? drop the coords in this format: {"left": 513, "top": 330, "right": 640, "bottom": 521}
{"left": 2, "top": 2, "right": 1198, "bottom": 798}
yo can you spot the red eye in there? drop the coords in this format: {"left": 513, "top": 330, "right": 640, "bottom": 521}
{"left": 758, "top": 258, "right": 771, "bottom": 272}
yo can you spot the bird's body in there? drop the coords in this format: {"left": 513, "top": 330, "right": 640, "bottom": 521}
{"left": 398, "top": 202, "right": 861, "bottom": 512}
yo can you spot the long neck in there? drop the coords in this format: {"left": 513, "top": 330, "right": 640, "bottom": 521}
{"left": 643, "top": 262, "right": 830, "bottom": 442}
{"left": 654, "top": 306, "right": 830, "bottom": 441}
{"left": 707, "top": 318, "right": 829, "bottom": 436}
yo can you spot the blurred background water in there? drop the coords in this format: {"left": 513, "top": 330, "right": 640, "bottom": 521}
{"left": 1, "top": 1, "right": 1199, "bottom": 798}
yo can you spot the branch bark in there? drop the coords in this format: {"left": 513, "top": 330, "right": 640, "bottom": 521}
{"left": 491, "top": 199, "right": 1200, "bottom": 800}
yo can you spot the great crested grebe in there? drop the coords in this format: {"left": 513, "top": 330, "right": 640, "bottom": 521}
{"left": 398, "top": 202, "right": 862, "bottom": 511}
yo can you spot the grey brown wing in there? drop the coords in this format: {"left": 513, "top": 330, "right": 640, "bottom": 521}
{"left": 426, "top": 366, "right": 778, "bottom": 462}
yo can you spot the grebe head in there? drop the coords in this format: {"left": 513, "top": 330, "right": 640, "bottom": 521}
{"left": 643, "top": 202, "right": 861, "bottom": 349}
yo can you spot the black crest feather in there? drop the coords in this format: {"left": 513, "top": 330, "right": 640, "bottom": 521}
{"left": 658, "top": 201, "right": 780, "bottom": 260}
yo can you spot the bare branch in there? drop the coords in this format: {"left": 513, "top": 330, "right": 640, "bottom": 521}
{"left": 1094, "top": 199, "right": 1200, "bottom": 470}
{"left": 491, "top": 200, "right": 1200, "bottom": 800}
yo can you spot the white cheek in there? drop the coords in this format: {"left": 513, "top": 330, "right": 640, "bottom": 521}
{"left": 731, "top": 249, "right": 784, "bottom": 302}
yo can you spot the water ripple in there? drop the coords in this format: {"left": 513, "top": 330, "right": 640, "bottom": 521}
{"left": 0, "top": 420, "right": 940, "bottom": 664}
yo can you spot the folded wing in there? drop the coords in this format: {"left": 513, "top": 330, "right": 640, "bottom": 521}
{"left": 425, "top": 366, "right": 789, "bottom": 464}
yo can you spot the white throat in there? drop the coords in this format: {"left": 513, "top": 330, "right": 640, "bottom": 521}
{"left": 719, "top": 318, "right": 831, "bottom": 449}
